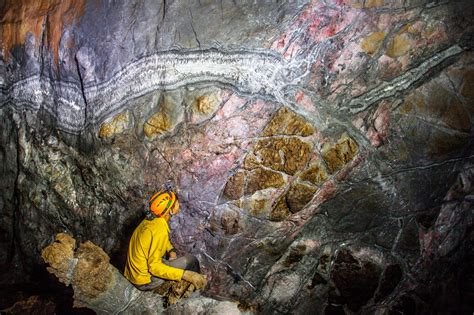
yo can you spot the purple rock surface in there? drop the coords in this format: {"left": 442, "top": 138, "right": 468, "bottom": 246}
{"left": 1, "top": 0, "right": 473, "bottom": 313}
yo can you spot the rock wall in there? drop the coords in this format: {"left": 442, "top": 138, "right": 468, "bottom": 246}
{"left": 1, "top": 0, "right": 473, "bottom": 314}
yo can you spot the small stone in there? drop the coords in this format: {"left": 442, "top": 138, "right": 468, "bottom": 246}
{"left": 361, "top": 32, "right": 386, "bottom": 55}
{"left": 262, "top": 107, "right": 315, "bottom": 137}
{"left": 321, "top": 134, "right": 359, "bottom": 174}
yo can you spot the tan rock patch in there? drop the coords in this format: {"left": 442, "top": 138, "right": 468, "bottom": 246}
{"left": 41, "top": 233, "right": 111, "bottom": 303}
{"left": 352, "top": 0, "right": 384, "bottom": 8}
{"left": 286, "top": 182, "right": 317, "bottom": 213}
{"left": 222, "top": 171, "right": 245, "bottom": 200}
{"left": 361, "top": 32, "right": 386, "bottom": 55}
{"left": 73, "top": 241, "right": 111, "bottom": 300}
{"left": 194, "top": 94, "right": 218, "bottom": 115}
{"left": 245, "top": 167, "right": 286, "bottom": 195}
{"left": 300, "top": 160, "right": 328, "bottom": 185}
{"left": 364, "top": 0, "right": 385, "bottom": 8}
{"left": 262, "top": 107, "right": 315, "bottom": 137}
{"left": 245, "top": 138, "right": 313, "bottom": 175}
{"left": 269, "top": 181, "right": 317, "bottom": 220}
{"left": 144, "top": 111, "right": 172, "bottom": 137}
{"left": 386, "top": 34, "right": 412, "bottom": 58}
{"left": 98, "top": 112, "right": 129, "bottom": 139}
{"left": 321, "top": 134, "right": 359, "bottom": 174}
{"left": 270, "top": 196, "right": 291, "bottom": 221}
{"left": 41, "top": 233, "right": 76, "bottom": 286}
{"left": 240, "top": 197, "right": 271, "bottom": 217}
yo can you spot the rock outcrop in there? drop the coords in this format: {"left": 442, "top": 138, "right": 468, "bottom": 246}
{"left": 1, "top": 0, "right": 473, "bottom": 314}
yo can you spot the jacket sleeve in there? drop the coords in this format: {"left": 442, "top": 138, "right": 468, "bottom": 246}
{"left": 166, "top": 237, "right": 174, "bottom": 253}
{"left": 147, "top": 227, "right": 184, "bottom": 281}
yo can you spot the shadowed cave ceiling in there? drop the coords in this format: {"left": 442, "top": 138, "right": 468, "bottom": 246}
{"left": 0, "top": 0, "right": 473, "bottom": 314}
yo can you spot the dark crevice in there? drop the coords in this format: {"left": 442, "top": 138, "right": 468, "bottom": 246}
{"left": 74, "top": 54, "right": 89, "bottom": 127}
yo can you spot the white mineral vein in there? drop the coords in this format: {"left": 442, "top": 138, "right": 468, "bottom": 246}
{"left": 343, "top": 45, "right": 463, "bottom": 114}
{"left": 0, "top": 45, "right": 463, "bottom": 133}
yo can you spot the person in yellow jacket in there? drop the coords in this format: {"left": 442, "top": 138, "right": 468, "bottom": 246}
{"left": 124, "top": 188, "right": 207, "bottom": 291}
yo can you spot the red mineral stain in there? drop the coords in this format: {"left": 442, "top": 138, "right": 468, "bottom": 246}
{"left": 366, "top": 102, "right": 391, "bottom": 147}
{"left": 1, "top": 0, "right": 86, "bottom": 67}
{"left": 335, "top": 154, "right": 364, "bottom": 181}
{"left": 324, "top": 24, "right": 337, "bottom": 37}
{"left": 315, "top": 181, "right": 337, "bottom": 204}
{"left": 295, "top": 91, "right": 316, "bottom": 112}
{"left": 295, "top": 91, "right": 305, "bottom": 102}
{"left": 215, "top": 94, "right": 246, "bottom": 119}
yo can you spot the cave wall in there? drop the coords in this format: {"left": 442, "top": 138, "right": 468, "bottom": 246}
{"left": 1, "top": 0, "right": 473, "bottom": 314}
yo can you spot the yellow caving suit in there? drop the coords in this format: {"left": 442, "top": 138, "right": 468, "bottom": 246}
{"left": 124, "top": 217, "right": 184, "bottom": 285}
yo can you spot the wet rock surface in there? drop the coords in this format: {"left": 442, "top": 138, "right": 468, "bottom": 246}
{"left": 1, "top": 0, "right": 474, "bottom": 314}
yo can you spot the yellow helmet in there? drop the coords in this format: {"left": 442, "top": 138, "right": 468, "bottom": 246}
{"left": 148, "top": 190, "right": 180, "bottom": 217}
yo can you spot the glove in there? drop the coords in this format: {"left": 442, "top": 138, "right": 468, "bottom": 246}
{"left": 168, "top": 251, "right": 177, "bottom": 261}
{"left": 182, "top": 270, "right": 208, "bottom": 290}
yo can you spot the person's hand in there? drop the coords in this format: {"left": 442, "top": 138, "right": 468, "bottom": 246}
{"left": 182, "top": 270, "right": 208, "bottom": 290}
{"left": 169, "top": 251, "right": 177, "bottom": 261}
